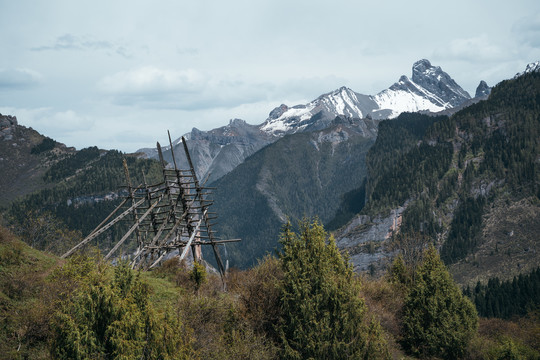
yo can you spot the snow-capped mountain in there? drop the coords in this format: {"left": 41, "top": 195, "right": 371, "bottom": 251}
{"left": 514, "top": 61, "right": 540, "bottom": 78}
{"left": 140, "top": 59, "right": 475, "bottom": 182}
{"left": 260, "top": 59, "right": 471, "bottom": 135}
{"left": 260, "top": 87, "right": 378, "bottom": 135}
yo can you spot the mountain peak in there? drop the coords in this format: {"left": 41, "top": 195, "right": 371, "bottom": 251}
{"left": 514, "top": 61, "right": 540, "bottom": 78}
{"left": 398, "top": 75, "right": 410, "bottom": 83}
{"left": 320, "top": 86, "right": 355, "bottom": 99}
{"left": 412, "top": 59, "right": 444, "bottom": 83}
{"left": 412, "top": 59, "right": 434, "bottom": 73}
{"left": 475, "top": 80, "right": 491, "bottom": 98}
{"left": 228, "top": 118, "right": 248, "bottom": 127}
{"left": 410, "top": 59, "right": 471, "bottom": 107}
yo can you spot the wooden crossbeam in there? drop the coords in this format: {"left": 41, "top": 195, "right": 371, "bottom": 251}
{"left": 61, "top": 197, "right": 146, "bottom": 258}
{"left": 104, "top": 193, "right": 165, "bottom": 260}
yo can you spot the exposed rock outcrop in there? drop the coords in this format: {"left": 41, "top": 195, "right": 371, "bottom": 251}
{"left": 0, "top": 114, "right": 18, "bottom": 141}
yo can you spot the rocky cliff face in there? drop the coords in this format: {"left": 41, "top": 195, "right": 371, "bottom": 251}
{"left": 475, "top": 80, "right": 491, "bottom": 98}
{"left": 0, "top": 114, "right": 18, "bottom": 141}
{"left": 411, "top": 59, "right": 471, "bottom": 107}
{"left": 140, "top": 119, "right": 276, "bottom": 184}
{"left": 334, "top": 205, "right": 407, "bottom": 272}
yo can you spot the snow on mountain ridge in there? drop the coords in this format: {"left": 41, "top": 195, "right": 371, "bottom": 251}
{"left": 317, "top": 87, "right": 370, "bottom": 118}
{"left": 411, "top": 59, "right": 471, "bottom": 106}
{"left": 137, "top": 59, "right": 537, "bottom": 185}
{"left": 261, "top": 86, "right": 379, "bottom": 135}
{"left": 260, "top": 59, "right": 471, "bottom": 135}
{"left": 372, "top": 75, "right": 447, "bottom": 119}
{"left": 514, "top": 61, "right": 540, "bottom": 78}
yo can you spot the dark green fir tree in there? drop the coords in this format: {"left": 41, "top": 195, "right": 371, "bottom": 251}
{"left": 277, "top": 218, "right": 389, "bottom": 360}
{"left": 401, "top": 245, "right": 478, "bottom": 359}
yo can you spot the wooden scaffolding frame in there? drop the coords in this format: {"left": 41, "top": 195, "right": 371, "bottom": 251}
{"left": 62, "top": 132, "right": 239, "bottom": 279}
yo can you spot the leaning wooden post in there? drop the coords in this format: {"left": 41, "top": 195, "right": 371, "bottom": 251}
{"left": 182, "top": 136, "right": 227, "bottom": 287}
{"left": 124, "top": 159, "right": 142, "bottom": 256}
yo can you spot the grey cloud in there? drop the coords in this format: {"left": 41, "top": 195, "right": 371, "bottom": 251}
{"left": 104, "top": 84, "right": 268, "bottom": 111}
{"left": 0, "top": 68, "right": 42, "bottom": 89}
{"left": 31, "top": 34, "right": 132, "bottom": 58}
{"left": 432, "top": 35, "right": 507, "bottom": 63}
{"left": 97, "top": 66, "right": 344, "bottom": 112}
{"left": 97, "top": 67, "right": 271, "bottom": 110}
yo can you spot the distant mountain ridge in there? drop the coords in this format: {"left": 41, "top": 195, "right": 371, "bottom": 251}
{"left": 205, "top": 60, "right": 539, "bottom": 274}
{"left": 211, "top": 118, "right": 376, "bottom": 267}
{"left": 139, "top": 59, "right": 482, "bottom": 183}
{"left": 260, "top": 59, "right": 473, "bottom": 135}
{"left": 1, "top": 60, "right": 539, "bottom": 284}
{"left": 137, "top": 119, "right": 275, "bottom": 184}
{"left": 331, "top": 64, "right": 540, "bottom": 284}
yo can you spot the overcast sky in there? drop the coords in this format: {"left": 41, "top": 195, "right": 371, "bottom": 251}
{"left": 1, "top": 0, "right": 539, "bottom": 152}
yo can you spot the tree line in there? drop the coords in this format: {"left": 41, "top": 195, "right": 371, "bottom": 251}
{"left": 464, "top": 267, "right": 540, "bottom": 319}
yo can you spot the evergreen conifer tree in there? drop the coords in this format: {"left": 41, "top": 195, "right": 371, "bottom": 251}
{"left": 401, "top": 245, "right": 478, "bottom": 359}
{"left": 50, "top": 260, "right": 196, "bottom": 359}
{"left": 277, "top": 219, "right": 389, "bottom": 359}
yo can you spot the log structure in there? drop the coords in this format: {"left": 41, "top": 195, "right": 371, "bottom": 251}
{"left": 62, "top": 132, "right": 239, "bottom": 279}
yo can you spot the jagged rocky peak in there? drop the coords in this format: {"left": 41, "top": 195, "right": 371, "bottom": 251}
{"left": 228, "top": 118, "right": 247, "bottom": 126}
{"left": 524, "top": 61, "right": 540, "bottom": 73}
{"left": 189, "top": 127, "right": 203, "bottom": 138}
{"left": 514, "top": 61, "right": 540, "bottom": 78}
{"left": 1, "top": 113, "right": 18, "bottom": 140}
{"left": 411, "top": 59, "right": 471, "bottom": 106}
{"left": 475, "top": 80, "right": 491, "bottom": 98}
{"left": 0, "top": 113, "right": 18, "bottom": 126}
{"left": 268, "top": 104, "right": 289, "bottom": 120}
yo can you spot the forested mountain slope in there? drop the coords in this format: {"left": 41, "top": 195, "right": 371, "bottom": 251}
{"left": 3, "top": 141, "right": 163, "bottom": 256}
{"left": 211, "top": 118, "right": 376, "bottom": 268}
{"left": 334, "top": 71, "right": 540, "bottom": 285}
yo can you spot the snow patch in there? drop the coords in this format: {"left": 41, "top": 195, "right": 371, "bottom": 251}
{"left": 373, "top": 88, "right": 446, "bottom": 118}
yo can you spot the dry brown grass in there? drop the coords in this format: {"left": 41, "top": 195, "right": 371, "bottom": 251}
{"left": 359, "top": 275, "right": 409, "bottom": 359}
